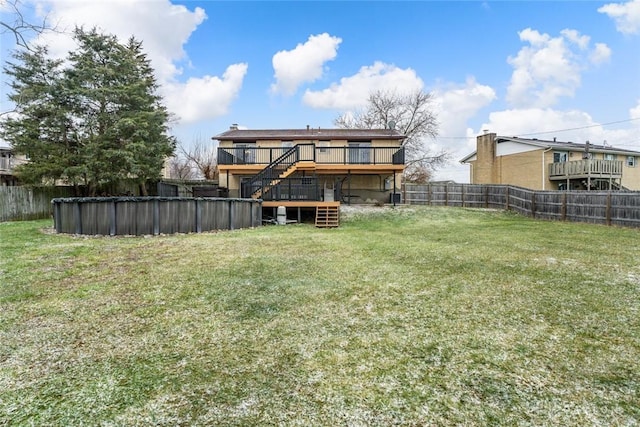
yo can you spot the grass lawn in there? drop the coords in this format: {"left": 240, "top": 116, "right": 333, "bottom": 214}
{"left": 1, "top": 206, "right": 639, "bottom": 426}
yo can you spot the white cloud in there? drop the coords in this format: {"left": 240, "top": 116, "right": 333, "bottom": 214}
{"left": 598, "top": 0, "right": 640, "bottom": 35}
{"left": 507, "top": 28, "right": 579, "bottom": 108}
{"left": 302, "top": 61, "right": 424, "bottom": 110}
{"left": 434, "top": 77, "right": 497, "bottom": 130}
{"left": 270, "top": 33, "right": 341, "bottom": 96}
{"left": 26, "top": 0, "right": 246, "bottom": 125}
{"left": 33, "top": 0, "right": 206, "bottom": 81}
{"left": 631, "top": 99, "right": 640, "bottom": 119}
{"left": 560, "top": 29, "right": 590, "bottom": 49}
{"left": 590, "top": 43, "right": 612, "bottom": 64}
{"left": 429, "top": 78, "right": 496, "bottom": 183}
{"left": 164, "top": 63, "right": 248, "bottom": 124}
{"left": 506, "top": 28, "right": 610, "bottom": 109}
{"left": 480, "top": 108, "right": 595, "bottom": 139}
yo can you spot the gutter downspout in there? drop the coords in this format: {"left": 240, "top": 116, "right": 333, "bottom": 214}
{"left": 542, "top": 147, "right": 552, "bottom": 190}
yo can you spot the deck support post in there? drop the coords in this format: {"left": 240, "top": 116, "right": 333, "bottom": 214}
{"left": 348, "top": 170, "right": 351, "bottom": 205}
{"left": 393, "top": 171, "right": 396, "bottom": 207}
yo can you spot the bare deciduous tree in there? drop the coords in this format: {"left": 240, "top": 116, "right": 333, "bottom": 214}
{"left": 335, "top": 89, "right": 449, "bottom": 182}
{"left": 167, "top": 155, "right": 196, "bottom": 180}
{"left": 176, "top": 137, "right": 218, "bottom": 180}
{"left": 2, "top": 0, "right": 61, "bottom": 118}
{"left": 1, "top": 0, "right": 56, "bottom": 51}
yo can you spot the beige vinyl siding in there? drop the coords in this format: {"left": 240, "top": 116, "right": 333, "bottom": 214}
{"left": 622, "top": 156, "right": 640, "bottom": 190}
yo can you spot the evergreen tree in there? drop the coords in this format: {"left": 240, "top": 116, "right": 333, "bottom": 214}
{"left": 1, "top": 46, "right": 77, "bottom": 186}
{"left": 1, "top": 28, "right": 176, "bottom": 195}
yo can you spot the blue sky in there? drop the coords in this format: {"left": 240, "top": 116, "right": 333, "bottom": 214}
{"left": 1, "top": 0, "right": 639, "bottom": 181}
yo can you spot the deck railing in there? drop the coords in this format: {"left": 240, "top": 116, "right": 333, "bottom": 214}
{"left": 246, "top": 177, "right": 321, "bottom": 201}
{"left": 549, "top": 160, "right": 623, "bottom": 179}
{"left": 315, "top": 146, "right": 404, "bottom": 165}
{"left": 218, "top": 146, "right": 404, "bottom": 166}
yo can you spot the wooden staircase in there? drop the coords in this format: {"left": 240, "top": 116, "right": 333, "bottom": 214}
{"left": 315, "top": 205, "right": 340, "bottom": 228}
{"left": 252, "top": 164, "right": 298, "bottom": 199}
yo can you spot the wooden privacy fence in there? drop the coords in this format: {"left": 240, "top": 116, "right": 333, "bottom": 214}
{"left": 1, "top": 186, "right": 75, "bottom": 222}
{"left": 52, "top": 197, "right": 262, "bottom": 235}
{"left": 403, "top": 183, "right": 640, "bottom": 228}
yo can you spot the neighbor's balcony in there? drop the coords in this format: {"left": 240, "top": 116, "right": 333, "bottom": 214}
{"left": 549, "top": 159, "right": 623, "bottom": 180}
{"left": 0, "top": 157, "right": 10, "bottom": 171}
{"left": 218, "top": 145, "right": 405, "bottom": 166}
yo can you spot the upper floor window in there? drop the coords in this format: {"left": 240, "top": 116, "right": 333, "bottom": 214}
{"left": 282, "top": 140, "right": 293, "bottom": 148}
{"left": 318, "top": 140, "right": 330, "bottom": 152}
{"left": 627, "top": 156, "right": 636, "bottom": 167}
{"left": 604, "top": 153, "right": 616, "bottom": 161}
{"left": 232, "top": 141, "right": 256, "bottom": 163}
{"left": 553, "top": 152, "right": 568, "bottom": 163}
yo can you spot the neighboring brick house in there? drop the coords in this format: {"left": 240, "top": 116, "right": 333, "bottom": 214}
{"left": 461, "top": 132, "right": 640, "bottom": 191}
{"left": 214, "top": 126, "right": 406, "bottom": 225}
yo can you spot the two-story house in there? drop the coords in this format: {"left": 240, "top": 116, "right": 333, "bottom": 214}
{"left": 0, "top": 141, "right": 27, "bottom": 186}
{"left": 214, "top": 126, "right": 406, "bottom": 225}
{"left": 461, "top": 132, "right": 640, "bottom": 191}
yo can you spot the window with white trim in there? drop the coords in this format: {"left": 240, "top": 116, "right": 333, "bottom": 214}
{"left": 627, "top": 156, "right": 636, "bottom": 167}
{"left": 553, "top": 152, "right": 568, "bottom": 163}
{"left": 604, "top": 153, "right": 616, "bottom": 161}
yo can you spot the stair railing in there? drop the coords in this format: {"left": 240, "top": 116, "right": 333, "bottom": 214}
{"left": 243, "top": 144, "right": 317, "bottom": 198}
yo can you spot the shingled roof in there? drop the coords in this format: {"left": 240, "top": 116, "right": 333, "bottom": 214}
{"left": 213, "top": 127, "right": 406, "bottom": 142}
{"left": 497, "top": 136, "right": 640, "bottom": 155}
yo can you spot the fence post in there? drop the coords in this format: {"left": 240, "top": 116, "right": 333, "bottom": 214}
{"left": 74, "top": 201, "right": 82, "bottom": 235}
{"left": 229, "top": 199, "right": 235, "bottom": 230}
{"left": 561, "top": 192, "right": 567, "bottom": 221}
{"left": 428, "top": 184, "right": 432, "bottom": 205}
{"left": 606, "top": 192, "right": 612, "bottom": 226}
{"left": 151, "top": 199, "right": 159, "bottom": 235}
{"left": 109, "top": 200, "right": 116, "bottom": 236}
{"left": 461, "top": 185, "right": 465, "bottom": 208}
{"left": 484, "top": 185, "right": 489, "bottom": 208}
{"left": 195, "top": 199, "right": 202, "bottom": 233}
{"left": 505, "top": 186, "right": 510, "bottom": 211}
{"left": 445, "top": 185, "right": 449, "bottom": 206}
{"left": 531, "top": 192, "right": 536, "bottom": 218}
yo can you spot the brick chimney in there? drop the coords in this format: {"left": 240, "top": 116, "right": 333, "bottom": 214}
{"left": 475, "top": 131, "right": 497, "bottom": 184}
